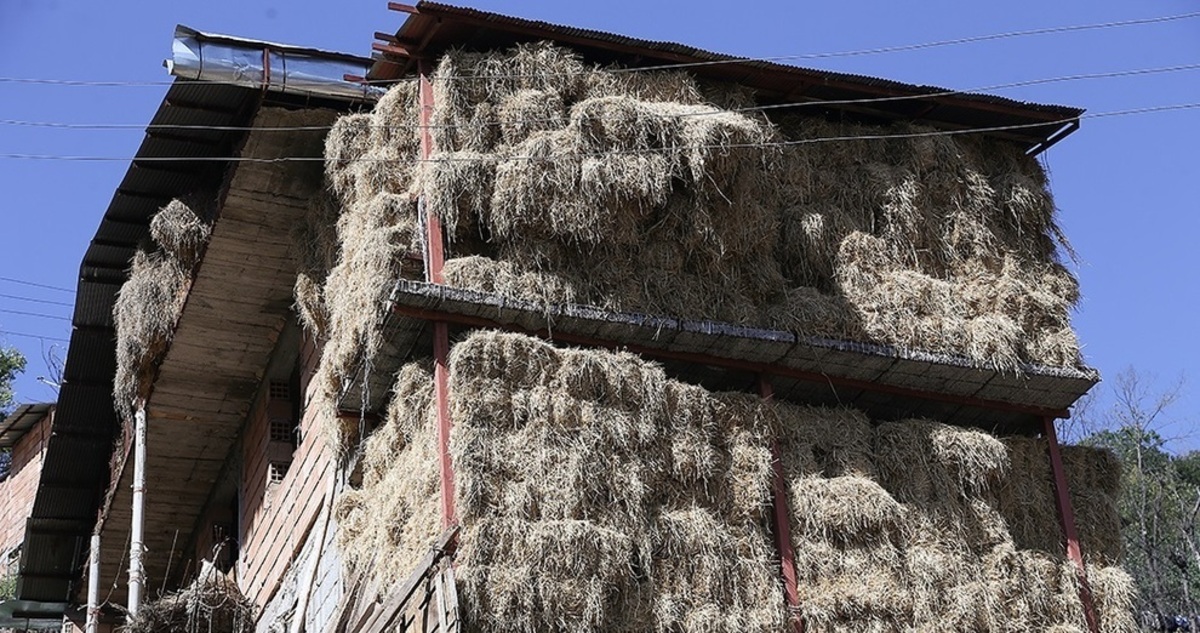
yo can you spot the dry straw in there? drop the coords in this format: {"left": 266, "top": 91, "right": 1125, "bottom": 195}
{"left": 334, "top": 332, "right": 1134, "bottom": 632}
{"left": 310, "top": 41, "right": 1082, "bottom": 370}
{"left": 121, "top": 561, "right": 255, "bottom": 633}
{"left": 310, "top": 39, "right": 1126, "bottom": 633}
{"left": 113, "top": 197, "right": 211, "bottom": 419}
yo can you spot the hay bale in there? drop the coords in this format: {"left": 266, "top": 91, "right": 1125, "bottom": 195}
{"left": 443, "top": 331, "right": 784, "bottom": 632}
{"left": 290, "top": 190, "right": 341, "bottom": 337}
{"left": 320, "top": 192, "right": 420, "bottom": 394}
{"left": 1090, "top": 565, "right": 1139, "bottom": 633}
{"left": 149, "top": 197, "right": 212, "bottom": 268}
{"left": 113, "top": 198, "right": 213, "bottom": 418}
{"left": 122, "top": 561, "right": 254, "bottom": 633}
{"left": 496, "top": 88, "right": 566, "bottom": 146}
{"left": 112, "top": 250, "right": 189, "bottom": 418}
{"left": 324, "top": 113, "right": 375, "bottom": 202}
{"left": 322, "top": 40, "right": 1084, "bottom": 369}
{"left": 335, "top": 361, "right": 442, "bottom": 585}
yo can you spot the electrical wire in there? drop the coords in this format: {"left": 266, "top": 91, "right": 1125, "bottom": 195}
{"left": 3, "top": 61, "right": 1198, "bottom": 133}
{"left": 0, "top": 293, "right": 75, "bottom": 308}
{"left": 1, "top": 100, "right": 1198, "bottom": 163}
{"left": 0, "top": 10, "right": 1197, "bottom": 87}
{"left": 0, "top": 308, "right": 71, "bottom": 322}
{"left": 0, "top": 275, "right": 75, "bottom": 294}
{"left": 0, "top": 330, "right": 70, "bottom": 344}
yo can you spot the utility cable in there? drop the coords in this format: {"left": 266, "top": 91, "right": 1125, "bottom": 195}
{"left": 0, "top": 293, "right": 75, "bottom": 308}
{"left": 0, "top": 275, "right": 75, "bottom": 294}
{"left": 0, "top": 330, "right": 70, "bottom": 344}
{"left": 3, "top": 61, "right": 1198, "bottom": 133}
{"left": 1, "top": 100, "right": 1198, "bottom": 163}
{"left": 0, "top": 10, "right": 1197, "bottom": 87}
{"left": 0, "top": 308, "right": 71, "bottom": 322}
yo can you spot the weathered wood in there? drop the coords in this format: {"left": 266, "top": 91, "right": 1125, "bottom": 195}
{"left": 442, "top": 566, "right": 459, "bottom": 631}
{"left": 353, "top": 526, "right": 458, "bottom": 633}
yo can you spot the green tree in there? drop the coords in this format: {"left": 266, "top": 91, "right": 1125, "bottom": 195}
{"left": 1077, "top": 368, "right": 1199, "bottom": 623}
{"left": 0, "top": 345, "right": 25, "bottom": 417}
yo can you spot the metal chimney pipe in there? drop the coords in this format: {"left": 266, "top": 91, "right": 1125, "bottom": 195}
{"left": 166, "top": 25, "right": 385, "bottom": 101}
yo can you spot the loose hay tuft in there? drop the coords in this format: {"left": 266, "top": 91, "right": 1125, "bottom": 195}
{"left": 113, "top": 198, "right": 212, "bottom": 419}
{"left": 121, "top": 561, "right": 255, "bottom": 633}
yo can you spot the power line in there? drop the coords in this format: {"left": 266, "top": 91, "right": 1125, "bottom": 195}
{"left": 0, "top": 293, "right": 75, "bottom": 308}
{"left": 619, "top": 10, "right": 1200, "bottom": 72}
{"left": 0, "top": 330, "right": 70, "bottom": 344}
{"left": 0, "top": 308, "right": 71, "bottom": 322}
{"left": 4, "top": 61, "right": 1198, "bottom": 133}
{"left": 1, "top": 10, "right": 1197, "bottom": 87}
{"left": 0, "top": 276, "right": 75, "bottom": 294}
{"left": 0, "top": 100, "right": 1197, "bottom": 163}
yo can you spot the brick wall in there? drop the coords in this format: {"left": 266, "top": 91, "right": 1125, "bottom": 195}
{"left": 0, "top": 410, "right": 52, "bottom": 556}
{"left": 239, "top": 334, "right": 338, "bottom": 610}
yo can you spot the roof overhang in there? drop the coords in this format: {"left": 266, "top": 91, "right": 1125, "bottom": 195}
{"left": 29, "top": 28, "right": 375, "bottom": 612}
{"left": 369, "top": 1, "right": 1084, "bottom": 154}
{"left": 0, "top": 403, "right": 53, "bottom": 451}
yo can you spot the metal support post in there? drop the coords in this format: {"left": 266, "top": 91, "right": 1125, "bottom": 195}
{"left": 86, "top": 532, "right": 100, "bottom": 633}
{"left": 129, "top": 403, "right": 147, "bottom": 615}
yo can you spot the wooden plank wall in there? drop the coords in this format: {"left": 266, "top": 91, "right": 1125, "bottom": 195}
{"left": 240, "top": 334, "right": 333, "bottom": 609}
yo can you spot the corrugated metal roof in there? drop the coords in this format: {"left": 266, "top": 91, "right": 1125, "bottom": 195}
{"left": 373, "top": 1, "right": 1083, "bottom": 152}
{"left": 0, "top": 403, "right": 52, "bottom": 450}
{"left": 19, "top": 31, "right": 378, "bottom": 609}
{"left": 13, "top": 78, "right": 262, "bottom": 605}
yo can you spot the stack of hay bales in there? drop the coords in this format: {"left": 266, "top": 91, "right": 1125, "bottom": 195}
{"left": 306, "top": 38, "right": 1125, "bottom": 633}
{"left": 339, "top": 331, "right": 1135, "bottom": 632}
{"left": 313, "top": 83, "right": 425, "bottom": 404}
{"left": 113, "top": 197, "right": 212, "bottom": 420}
{"left": 122, "top": 560, "right": 255, "bottom": 633}
{"left": 343, "top": 331, "right": 785, "bottom": 632}
{"left": 314, "top": 41, "right": 1081, "bottom": 380}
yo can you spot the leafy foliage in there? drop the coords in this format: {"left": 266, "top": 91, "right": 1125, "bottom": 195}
{"left": 0, "top": 345, "right": 25, "bottom": 416}
{"left": 1077, "top": 368, "right": 1200, "bottom": 622}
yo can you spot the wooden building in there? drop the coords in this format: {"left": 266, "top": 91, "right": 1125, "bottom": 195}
{"left": 0, "top": 4, "right": 1117, "bottom": 633}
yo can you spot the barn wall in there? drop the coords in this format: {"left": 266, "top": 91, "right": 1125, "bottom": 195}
{"left": 239, "top": 334, "right": 337, "bottom": 610}
{"left": 0, "top": 411, "right": 53, "bottom": 557}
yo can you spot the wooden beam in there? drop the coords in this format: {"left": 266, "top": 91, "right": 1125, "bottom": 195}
{"left": 1043, "top": 416, "right": 1100, "bottom": 633}
{"left": 762, "top": 378, "right": 805, "bottom": 632}
{"left": 390, "top": 304, "right": 1072, "bottom": 420}
{"left": 372, "top": 42, "right": 414, "bottom": 58}
{"left": 350, "top": 526, "right": 459, "bottom": 633}
{"left": 415, "top": 59, "right": 457, "bottom": 530}
{"left": 387, "top": 2, "right": 420, "bottom": 13}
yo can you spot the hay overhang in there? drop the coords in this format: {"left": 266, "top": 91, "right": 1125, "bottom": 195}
{"left": 340, "top": 280, "right": 1097, "bottom": 434}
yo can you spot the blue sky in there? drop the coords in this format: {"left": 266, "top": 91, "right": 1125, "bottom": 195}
{"left": 1, "top": 0, "right": 1196, "bottom": 448}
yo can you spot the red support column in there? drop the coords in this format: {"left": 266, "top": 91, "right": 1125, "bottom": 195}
{"left": 1044, "top": 416, "right": 1100, "bottom": 633}
{"left": 760, "top": 377, "right": 804, "bottom": 632}
{"left": 419, "top": 61, "right": 456, "bottom": 528}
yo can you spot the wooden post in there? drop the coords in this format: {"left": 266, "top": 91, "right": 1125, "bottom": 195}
{"left": 417, "top": 60, "right": 456, "bottom": 529}
{"left": 1044, "top": 416, "right": 1100, "bottom": 633}
{"left": 760, "top": 377, "right": 804, "bottom": 632}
